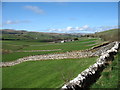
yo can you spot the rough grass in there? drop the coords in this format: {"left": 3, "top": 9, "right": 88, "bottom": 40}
{"left": 2, "top": 57, "right": 97, "bottom": 88}
{"left": 91, "top": 29, "right": 119, "bottom": 41}
{"left": 90, "top": 51, "right": 119, "bottom": 88}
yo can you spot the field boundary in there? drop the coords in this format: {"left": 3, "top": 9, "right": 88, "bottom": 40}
{"left": 16, "top": 49, "right": 62, "bottom": 52}
{"left": 0, "top": 41, "right": 115, "bottom": 67}
{"left": 61, "top": 41, "right": 119, "bottom": 89}
{"left": 1, "top": 51, "right": 95, "bottom": 67}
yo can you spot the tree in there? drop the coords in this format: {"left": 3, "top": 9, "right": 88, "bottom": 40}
{"left": 74, "top": 38, "right": 79, "bottom": 41}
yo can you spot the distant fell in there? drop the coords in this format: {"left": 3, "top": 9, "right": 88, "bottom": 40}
{"left": 0, "top": 29, "right": 80, "bottom": 42}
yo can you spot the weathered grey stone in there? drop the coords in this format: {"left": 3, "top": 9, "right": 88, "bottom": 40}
{"left": 1, "top": 41, "right": 119, "bottom": 68}
{"left": 62, "top": 41, "right": 119, "bottom": 90}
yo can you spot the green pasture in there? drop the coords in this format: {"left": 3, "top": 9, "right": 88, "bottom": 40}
{"left": 2, "top": 29, "right": 119, "bottom": 89}
{"left": 91, "top": 51, "right": 119, "bottom": 88}
{"left": 79, "top": 38, "right": 98, "bottom": 42}
{"left": 3, "top": 57, "right": 97, "bottom": 88}
{"left": 2, "top": 40, "right": 47, "bottom": 45}
{"left": 21, "top": 41, "right": 96, "bottom": 51}
{"left": 2, "top": 41, "right": 48, "bottom": 51}
{"left": 2, "top": 51, "right": 61, "bottom": 62}
{"left": 2, "top": 38, "right": 101, "bottom": 62}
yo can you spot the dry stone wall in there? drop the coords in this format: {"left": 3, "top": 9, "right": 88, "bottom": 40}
{"left": 0, "top": 41, "right": 117, "bottom": 67}
{"left": 16, "top": 49, "right": 62, "bottom": 52}
{"left": 61, "top": 41, "right": 119, "bottom": 90}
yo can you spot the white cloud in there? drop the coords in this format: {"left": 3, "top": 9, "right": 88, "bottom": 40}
{"left": 3, "top": 20, "right": 30, "bottom": 25}
{"left": 95, "top": 25, "right": 118, "bottom": 32}
{"left": 66, "top": 27, "right": 74, "bottom": 31}
{"left": 48, "top": 25, "right": 89, "bottom": 33}
{"left": 24, "top": 5, "right": 44, "bottom": 14}
{"left": 75, "top": 25, "right": 89, "bottom": 30}
{"left": 5, "top": 20, "right": 13, "bottom": 24}
{"left": 48, "top": 25, "right": 118, "bottom": 33}
{"left": 82, "top": 25, "right": 89, "bottom": 29}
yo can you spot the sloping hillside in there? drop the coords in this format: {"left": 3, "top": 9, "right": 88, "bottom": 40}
{"left": 89, "top": 29, "right": 119, "bottom": 41}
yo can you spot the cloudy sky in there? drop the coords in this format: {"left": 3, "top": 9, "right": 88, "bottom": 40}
{"left": 2, "top": 2, "right": 118, "bottom": 33}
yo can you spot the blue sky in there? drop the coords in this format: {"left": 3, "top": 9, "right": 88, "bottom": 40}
{"left": 2, "top": 2, "right": 118, "bottom": 33}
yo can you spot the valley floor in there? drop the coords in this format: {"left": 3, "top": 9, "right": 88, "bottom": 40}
{"left": 1, "top": 38, "right": 119, "bottom": 88}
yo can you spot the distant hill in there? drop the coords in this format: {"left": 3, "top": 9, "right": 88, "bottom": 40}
{"left": 87, "top": 29, "right": 119, "bottom": 41}
{"left": 0, "top": 29, "right": 80, "bottom": 42}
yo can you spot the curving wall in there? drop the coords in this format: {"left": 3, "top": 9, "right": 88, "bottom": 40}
{"left": 61, "top": 41, "right": 120, "bottom": 90}
{"left": 0, "top": 42, "right": 118, "bottom": 67}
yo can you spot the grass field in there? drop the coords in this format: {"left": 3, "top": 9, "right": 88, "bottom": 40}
{"left": 2, "top": 38, "right": 101, "bottom": 62}
{"left": 2, "top": 51, "right": 60, "bottom": 62}
{"left": 90, "top": 51, "right": 119, "bottom": 88}
{"left": 21, "top": 41, "right": 96, "bottom": 50}
{"left": 3, "top": 57, "right": 98, "bottom": 88}
{"left": 2, "top": 38, "right": 99, "bottom": 51}
{"left": 1, "top": 29, "right": 119, "bottom": 89}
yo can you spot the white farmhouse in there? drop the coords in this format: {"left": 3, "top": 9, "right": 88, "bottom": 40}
{"left": 61, "top": 40, "right": 65, "bottom": 43}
